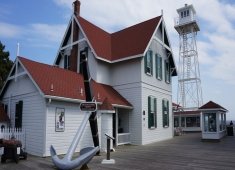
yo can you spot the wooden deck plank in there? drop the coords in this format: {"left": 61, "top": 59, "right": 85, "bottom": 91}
{"left": 1, "top": 133, "right": 235, "bottom": 169}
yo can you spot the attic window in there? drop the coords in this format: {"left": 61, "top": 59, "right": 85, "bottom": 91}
{"left": 156, "top": 54, "right": 162, "bottom": 80}
{"left": 144, "top": 50, "right": 153, "bottom": 75}
{"left": 165, "top": 60, "right": 170, "bottom": 84}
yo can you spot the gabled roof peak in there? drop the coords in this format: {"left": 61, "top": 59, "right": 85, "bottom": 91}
{"left": 78, "top": 15, "right": 162, "bottom": 62}
{"left": 199, "top": 101, "right": 227, "bottom": 111}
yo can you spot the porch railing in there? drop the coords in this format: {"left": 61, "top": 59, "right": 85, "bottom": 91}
{"left": 0, "top": 128, "right": 26, "bottom": 149}
{"left": 117, "top": 133, "right": 131, "bottom": 145}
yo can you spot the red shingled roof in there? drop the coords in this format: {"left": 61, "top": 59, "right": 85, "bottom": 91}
{"left": 78, "top": 16, "right": 161, "bottom": 61}
{"left": 199, "top": 101, "right": 227, "bottom": 111}
{"left": 17, "top": 57, "right": 131, "bottom": 108}
{"left": 19, "top": 57, "right": 86, "bottom": 101}
{"left": 99, "top": 98, "right": 115, "bottom": 111}
{"left": 0, "top": 104, "right": 9, "bottom": 122}
{"left": 91, "top": 80, "right": 132, "bottom": 108}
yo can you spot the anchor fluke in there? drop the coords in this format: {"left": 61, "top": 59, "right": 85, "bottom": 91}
{"left": 50, "top": 110, "right": 99, "bottom": 170}
{"left": 50, "top": 145, "right": 99, "bottom": 170}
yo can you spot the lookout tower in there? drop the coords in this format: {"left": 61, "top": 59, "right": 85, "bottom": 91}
{"left": 175, "top": 4, "right": 203, "bottom": 110}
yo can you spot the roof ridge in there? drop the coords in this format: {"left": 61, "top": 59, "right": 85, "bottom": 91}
{"left": 111, "top": 16, "right": 162, "bottom": 35}
{"left": 78, "top": 15, "right": 162, "bottom": 61}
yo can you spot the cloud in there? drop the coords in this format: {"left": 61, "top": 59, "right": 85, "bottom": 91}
{"left": 0, "top": 22, "right": 22, "bottom": 38}
{"left": 30, "top": 23, "right": 66, "bottom": 43}
{"left": 0, "top": 21, "right": 66, "bottom": 49}
{"left": 53, "top": 0, "right": 73, "bottom": 8}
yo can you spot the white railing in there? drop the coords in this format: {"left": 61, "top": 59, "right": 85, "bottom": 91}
{"left": 174, "top": 16, "right": 197, "bottom": 27}
{"left": 117, "top": 133, "right": 131, "bottom": 145}
{"left": 0, "top": 128, "right": 26, "bottom": 149}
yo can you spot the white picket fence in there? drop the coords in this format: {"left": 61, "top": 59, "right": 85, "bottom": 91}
{"left": 0, "top": 128, "right": 26, "bottom": 149}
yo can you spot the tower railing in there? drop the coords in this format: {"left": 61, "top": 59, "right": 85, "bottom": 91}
{"left": 174, "top": 15, "right": 197, "bottom": 27}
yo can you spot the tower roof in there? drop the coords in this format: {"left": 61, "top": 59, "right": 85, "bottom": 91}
{"left": 176, "top": 4, "right": 196, "bottom": 14}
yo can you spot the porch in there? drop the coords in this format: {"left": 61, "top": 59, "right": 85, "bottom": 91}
{"left": 174, "top": 113, "right": 201, "bottom": 132}
{"left": 114, "top": 108, "right": 131, "bottom": 146}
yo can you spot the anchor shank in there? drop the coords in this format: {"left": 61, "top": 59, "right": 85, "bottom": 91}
{"left": 65, "top": 112, "right": 91, "bottom": 160}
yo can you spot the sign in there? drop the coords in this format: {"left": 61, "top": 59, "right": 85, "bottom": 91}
{"left": 55, "top": 108, "right": 65, "bottom": 132}
{"left": 80, "top": 102, "right": 97, "bottom": 112}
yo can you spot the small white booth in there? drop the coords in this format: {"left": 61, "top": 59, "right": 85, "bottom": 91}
{"left": 199, "top": 101, "right": 227, "bottom": 141}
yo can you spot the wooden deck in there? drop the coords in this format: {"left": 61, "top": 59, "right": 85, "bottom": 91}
{"left": 1, "top": 133, "right": 235, "bottom": 170}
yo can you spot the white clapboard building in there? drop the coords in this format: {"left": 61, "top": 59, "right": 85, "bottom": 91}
{"left": 0, "top": 0, "right": 177, "bottom": 156}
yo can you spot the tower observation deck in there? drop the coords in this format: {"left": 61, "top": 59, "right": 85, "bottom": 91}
{"left": 175, "top": 4, "right": 203, "bottom": 110}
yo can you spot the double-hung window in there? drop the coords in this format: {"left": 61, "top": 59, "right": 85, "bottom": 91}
{"left": 165, "top": 60, "right": 170, "bottom": 83}
{"left": 162, "top": 99, "right": 169, "bottom": 128}
{"left": 155, "top": 54, "right": 162, "bottom": 80}
{"left": 148, "top": 96, "right": 157, "bottom": 128}
{"left": 144, "top": 50, "right": 153, "bottom": 75}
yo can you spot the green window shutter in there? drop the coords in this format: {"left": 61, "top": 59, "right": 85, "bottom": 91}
{"left": 159, "top": 57, "right": 162, "bottom": 80}
{"left": 148, "top": 96, "right": 152, "bottom": 128}
{"left": 19, "top": 101, "right": 23, "bottom": 115}
{"left": 150, "top": 50, "right": 153, "bottom": 75}
{"left": 155, "top": 54, "right": 158, "bottom": 79}
{"left": 154, "top": 98, "right": 157, "bottom": 128}
{"left": 144, "top": 53, "right": 148, "bottom": 74}
{"left": 162, "top": 99, "right": 169, "bottom": 128}
{"left": 165, "top": 60, "right": 170, "bottom": 83}
{"left": 164, "top": 60, "right": 167, "bottom": 83}
{"left": 167, "top": 100, "right": 169, "bottom": 126}
{"left": 162, "top": 100, "right": 165, "bottom": 127}
{"left": 15, "top": 100, "right": 23, "bottom": 128}
{"left": 145, "top": 50, "right": 153, "bottom": 75}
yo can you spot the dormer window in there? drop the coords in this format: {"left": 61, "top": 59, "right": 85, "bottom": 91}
{"left": 144, "top": 50, "right": 153, "bottom": 76}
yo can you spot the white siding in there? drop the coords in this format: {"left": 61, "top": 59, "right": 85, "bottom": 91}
{"left": 141, "top": 83, "right": 173, "bottom": 144}
{"left": 111, "top": 59, "right": 141, "bottom": 86}
{"left": 100, "top": 113, "right": 113, "bottom": 152}
{"left": 3, "top": 75, "right": 38, "bottom": 98}
{"left": 2, "top": 75, "right": 46, "bottom": 156}
{"left": 141, "top": 39, "right": 172, "bottom": 92}
{"left": 88, "top": 50, "right": 98, "bottom": 82}
{"left": 45, "top": 101, "right": 94, "bottom": 156}
{"left": 88, "top": 49, "right": 111, "bottom": 85}
{"left": 155, "top": 27, "right": 162, "bottom": 41}
{"left": 114, "top": 83, "right": 142, "bottom": 145}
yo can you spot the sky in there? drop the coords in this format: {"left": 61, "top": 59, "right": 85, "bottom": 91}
{"left": 0, "top": 0, "right": 234, "bottom": 120}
